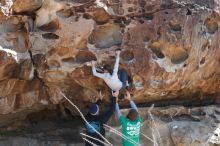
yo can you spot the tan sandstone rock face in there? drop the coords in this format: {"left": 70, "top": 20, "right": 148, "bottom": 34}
{"left": 0, "top": 0, "right": 219, "bottom": 130}
{"left": 12, "top": 0, "right": 42, "bottom": 14}
{"left": 92, "top": 7, "right": 110, "bottom": 24}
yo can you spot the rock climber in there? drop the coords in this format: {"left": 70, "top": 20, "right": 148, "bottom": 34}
{"left": 115, "top": 90, "right": 142, "bottom": 146}
{"left": 84, "top": 90, "right": 118, "bottom": 146}
{"left": 91, "top": 50, "right": 129, "bottom": 92}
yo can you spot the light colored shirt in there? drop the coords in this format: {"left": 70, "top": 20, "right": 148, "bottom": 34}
{"left": 92, "top": 54, "right": 122, "bottom": 91}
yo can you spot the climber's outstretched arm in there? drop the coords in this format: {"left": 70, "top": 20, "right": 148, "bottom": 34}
{"left": 112, "top": 50, "right": 120, "bottom": 76}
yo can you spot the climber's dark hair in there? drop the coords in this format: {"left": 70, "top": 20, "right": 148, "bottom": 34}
{"left": 126, "top": 109, "right": 138, "bottom": 122}
{"left": 116, "top": 48, "right": 121, "bottom": 51}
{"left": 103, "top": 64, "right": 113, "bottom": 75}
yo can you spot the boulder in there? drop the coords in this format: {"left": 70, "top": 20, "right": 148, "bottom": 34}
{"left": 12, "top": 0, "right": 42, "bottom": 14}
{"left": 89, "top": 23, "right": 122, "bottom": 48}
{"left": 0, "top": 3, "right": 219, "bottom": 145}
{"left": 93, "top": 8, "right": 110, "bottom": 24}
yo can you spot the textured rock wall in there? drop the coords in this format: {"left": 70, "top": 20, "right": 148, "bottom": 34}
{"left": 0, "top": 0, "right": 219, "bottom": 126}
